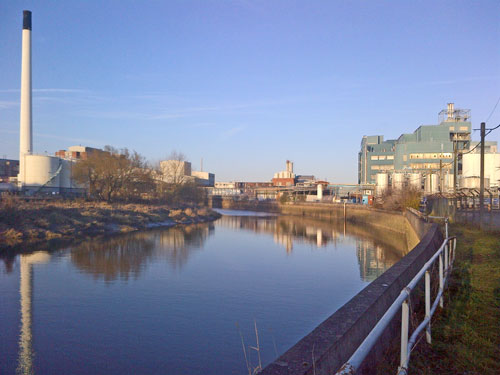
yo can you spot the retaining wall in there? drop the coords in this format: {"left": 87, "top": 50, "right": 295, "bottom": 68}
{"left": 261, "top": 205, "right": 442, "bottom": 375}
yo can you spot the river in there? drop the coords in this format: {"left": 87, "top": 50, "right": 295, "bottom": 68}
{"left": 0, "top": 210, "right": 408, "bottom": 374}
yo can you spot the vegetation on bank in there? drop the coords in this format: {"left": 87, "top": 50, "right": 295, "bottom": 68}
{"left": 0, "top": 197, "right": 220, "bottom": 251}
{"left": 72, "top": 147, "right": 205, "bottom": 204}
{"left": 377, "top": 224, "right": 500, "bottom": 375}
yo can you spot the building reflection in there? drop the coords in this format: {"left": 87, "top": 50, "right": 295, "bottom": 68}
{"left": 71, "top": 223, "right": 214, "bottom": 280}
{"left": 17, "top": 251, "right": 51, "bottom": 375}
{"left": 217, "top": 214, "right": 407, "bottom": 281}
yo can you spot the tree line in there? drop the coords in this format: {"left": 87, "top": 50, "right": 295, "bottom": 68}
{"left": 72, "top": 146, "right": 205, "bottom": 204}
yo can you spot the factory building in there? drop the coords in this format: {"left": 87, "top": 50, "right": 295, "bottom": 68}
{"left": 462, "top": 141, "right": 500, "bottom": 188}
{"left": 0, "top": 159, "right": 19, "bottom": 183}
{"left": 55, "top": 146, "right": 102, "bottom": 160}
{"left": 191, "top": 171, "right": 215, "bottom": 187}
{"left": 359, "top": 103, "right": 472, "bottom": 190}
{"left": 272, "top": 160, "right": 296, "bottom": 186}
{"left": 160, "top": 159, "right": 215, "bottom": 187}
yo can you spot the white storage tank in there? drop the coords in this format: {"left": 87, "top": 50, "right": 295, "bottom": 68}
{"left": 392, "top": 173, "right": 405, "bottom": 190}
{"left": 59, "top": 159, "right": 73, "bottom": 189}
{"left": 443, "top": 173, "right": 455, "bottom": 193}
{"left": 408, "top": 173, "right": 422, "bottom": 190}
{"left": 317, "top": 183, "right": 323, "bottom": 200}
{"left": 375, "top": 173, "right": 389, "bottom": 196}
{"left": 24, "top": 155, "right": 61, "bottom": 188}
{"left": 424, "top": 174, "right": 439, "bottom": 195}
{"left": 460, "top": 176, "right": 490, "bottom": 189}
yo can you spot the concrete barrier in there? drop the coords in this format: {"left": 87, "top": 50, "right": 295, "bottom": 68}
{"left": 261, "top": 205, "right": 442, "bottom": 375}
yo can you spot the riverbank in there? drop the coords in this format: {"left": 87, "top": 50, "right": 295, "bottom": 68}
{"left": 0, "top": 198, "right": 221, "bottom": 252}
{"left": 377, "top": 223, "right": 500, "bottom": 374}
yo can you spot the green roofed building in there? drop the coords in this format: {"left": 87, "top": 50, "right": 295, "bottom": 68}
{"left": 358, "top": 103, "right": 471, "bottom": 185}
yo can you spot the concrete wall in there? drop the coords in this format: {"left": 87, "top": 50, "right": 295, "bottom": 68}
{"left": 261, "top": 205, "right": 442, "bottom": 375}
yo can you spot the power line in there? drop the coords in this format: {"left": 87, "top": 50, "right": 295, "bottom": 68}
{"left": 485, "top": 96, "right": 500, "bottom": 123}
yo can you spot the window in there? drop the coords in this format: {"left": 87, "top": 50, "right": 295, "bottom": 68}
{"left": 403, "top": 155, "right": 407, "bottom": 162}
{"left": 371, "top": 155, "right": 378, "bottom": 160}
{"left": 387, "top": 155, "right": 394, "bottom": 160}
{"left": 459, "top": 126, "right": 468, "bottom": 131}
{"left": 379, "top": 155, "right": 386, "bottom": 160}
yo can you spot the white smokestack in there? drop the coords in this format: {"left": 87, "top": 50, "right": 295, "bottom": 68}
{"left": 19, "top": 10, "right": 32, "bottom": 186}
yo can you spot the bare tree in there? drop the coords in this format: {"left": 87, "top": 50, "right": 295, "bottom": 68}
{"left": 159, "top": 151, "right": 191, "bottom": 185}
{"left": 73, "top": 146, "right": 153, "bottom": 202}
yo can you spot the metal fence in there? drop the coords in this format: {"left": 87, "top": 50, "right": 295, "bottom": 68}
{"left": 336, "top": 225, "right": 456, "bottom": 375}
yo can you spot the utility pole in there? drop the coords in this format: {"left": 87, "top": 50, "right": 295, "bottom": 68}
{"left": 439, "top": 159, "right": 443, "bottom": 194}
{"left": 453, "top": 141, "right": 457, "bottom": 193}
{"left": 479, "top": 122, "right": 485, "bottom": 224}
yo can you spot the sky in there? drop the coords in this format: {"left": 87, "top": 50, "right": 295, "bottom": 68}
{"left": 0, "top": 1, "right": 499, "bottom": 183}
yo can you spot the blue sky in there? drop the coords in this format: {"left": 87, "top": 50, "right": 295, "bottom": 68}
{"left": 1, "top": 1, "right": 499, "bottom": 182}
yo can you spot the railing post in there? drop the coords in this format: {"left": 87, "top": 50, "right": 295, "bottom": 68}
{"left": 444, "top": 242, "right": 449, "bottom": 275}
{"left": 399, "top": 298, "right": 409, "bottom": 373}
{"left": 425, "top": 270, "right": 431, "bottom": 344}
{"left": 439, "top": 253, "right": 444, "bottom": 308}
{"left": 445, "top": 217, "right": 449, "bottom": 239}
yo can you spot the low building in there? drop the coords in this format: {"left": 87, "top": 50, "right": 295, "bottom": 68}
{"left": 0, "top": 159, "right": 19, "bottom": 183}
{"left": 191, "top": 171, "right": 215, "bottom": 187}
{"left": 55, "top": 146, "right": 101, "bottom": 160}
{"left": 160, "top": 160, "right": 192, "bottom": 184}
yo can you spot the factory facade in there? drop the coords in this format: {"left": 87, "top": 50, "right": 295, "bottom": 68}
{"left": 359, "top": 104, "right": 478, "bottom": 189}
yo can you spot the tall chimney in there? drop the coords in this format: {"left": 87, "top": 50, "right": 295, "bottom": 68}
{"left": 19, "top": 10, "right": 32, "bottom": 186}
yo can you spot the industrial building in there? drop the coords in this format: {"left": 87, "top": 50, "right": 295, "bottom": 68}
{"left": 359, "top": 103, "right": 471, "bottom": 187}
{"left": 359, "top": 103, "right": 500, "bottom": 195}
{"left": 0, "top": 159, "right": 19, "bottom": 183}
{"left": 272, "top": 160, "right": 296, "bottom": 186}
{"left": 160, "top": 159, "right": 215, "bottom": 187}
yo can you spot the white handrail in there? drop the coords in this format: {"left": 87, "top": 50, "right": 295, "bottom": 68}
{"left": 335, "top": 236, "right": 456, "bottom": 375}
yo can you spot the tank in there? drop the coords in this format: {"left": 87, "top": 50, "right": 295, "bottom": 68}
{"left": 24, "top": 155, "right": 61, "bottom": 188}
{"left": 59, "top": 159, "right": 73, "bottom": 189}
{"left": 408, "top": 173, "right": 422, "bottom": 190}
{"left": 317, "top": 184, "right": 323, "bottom": 200}
{"left": 392, "top": 173, "right": 405, "bottom": 190}
{"left": 375, "top": 173, "right": 388, "bottom": 196}
{"left": 460, "top": 176, "right": 490, "bottom": 189}
{"left": 443, "top": 174, "right": 455, "bottom": 193}
{"left": 424, "top": 174, "right": 439, "bottom": 195}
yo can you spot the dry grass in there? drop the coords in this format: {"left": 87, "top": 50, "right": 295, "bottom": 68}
{"left": 0, "top": 196, "right": 220, "bottom": 251}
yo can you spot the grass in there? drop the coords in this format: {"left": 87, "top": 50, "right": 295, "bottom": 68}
{"left": 378, "top": 224, "right": 500, "bottom": 374}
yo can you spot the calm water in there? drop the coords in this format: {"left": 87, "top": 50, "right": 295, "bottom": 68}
{"left": 0, "top": 211, "right": 408, "bottom": 375}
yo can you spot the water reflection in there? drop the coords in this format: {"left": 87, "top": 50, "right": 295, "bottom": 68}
{"left": 18, "top": 252, "right": 51, "bottom": 375}
{"left": 3, "top": 214, "right": 409, "bottom": 375}
{"left": 71, "top": 224, "right": 214, "bottom": 281}
{"left": 216, "top": 215, "right": 407, "bottom": 280}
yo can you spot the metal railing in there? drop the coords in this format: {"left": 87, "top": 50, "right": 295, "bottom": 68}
{"left": 336, "top": 230, "right": 456, "bottom": 375}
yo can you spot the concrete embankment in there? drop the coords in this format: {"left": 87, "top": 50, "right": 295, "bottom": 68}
{"left": 261, "top": 204, "right": 442, "bottom": 375}
{"left": 0, "top": 199, "right": 221, "bottom": 253}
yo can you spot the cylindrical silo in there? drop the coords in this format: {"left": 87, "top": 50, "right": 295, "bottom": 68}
{"left": 424, "top": 174, "right": 439, "bottom": 195}
{"left": 443, "top": 173, "right": 454, "bottom": 193}
{"left": 59, "top": 159, "right": 72, "bottom": 189}
{"left": 375, "top": 173, "right": 388, "bottom": 196}
{"left": 24, "top": 155, "right": 60, "bottom": 188}
{"left": 317, "top": 184, "right": 323, "bottom": 200}
{"left": 408, "top": 173, "right": 422, "bottom": 190}
{"left": 392, "top": 173, "right": 405, "bottom": 190}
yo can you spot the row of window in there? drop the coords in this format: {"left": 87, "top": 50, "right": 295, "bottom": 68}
{"left": 409, "top": 163, "right": 452, "bottom": 170}
{"left": 371, "top": 165, "right": 395, "bottom": 171}
{"left": 370, "top": 155, "right": 395, "bottom": 161}
{"left": 409, "top": 153, "right": 453, "bottom": 159}
{"left": 450, "top": 126, "right": 469, "bottom": 131}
